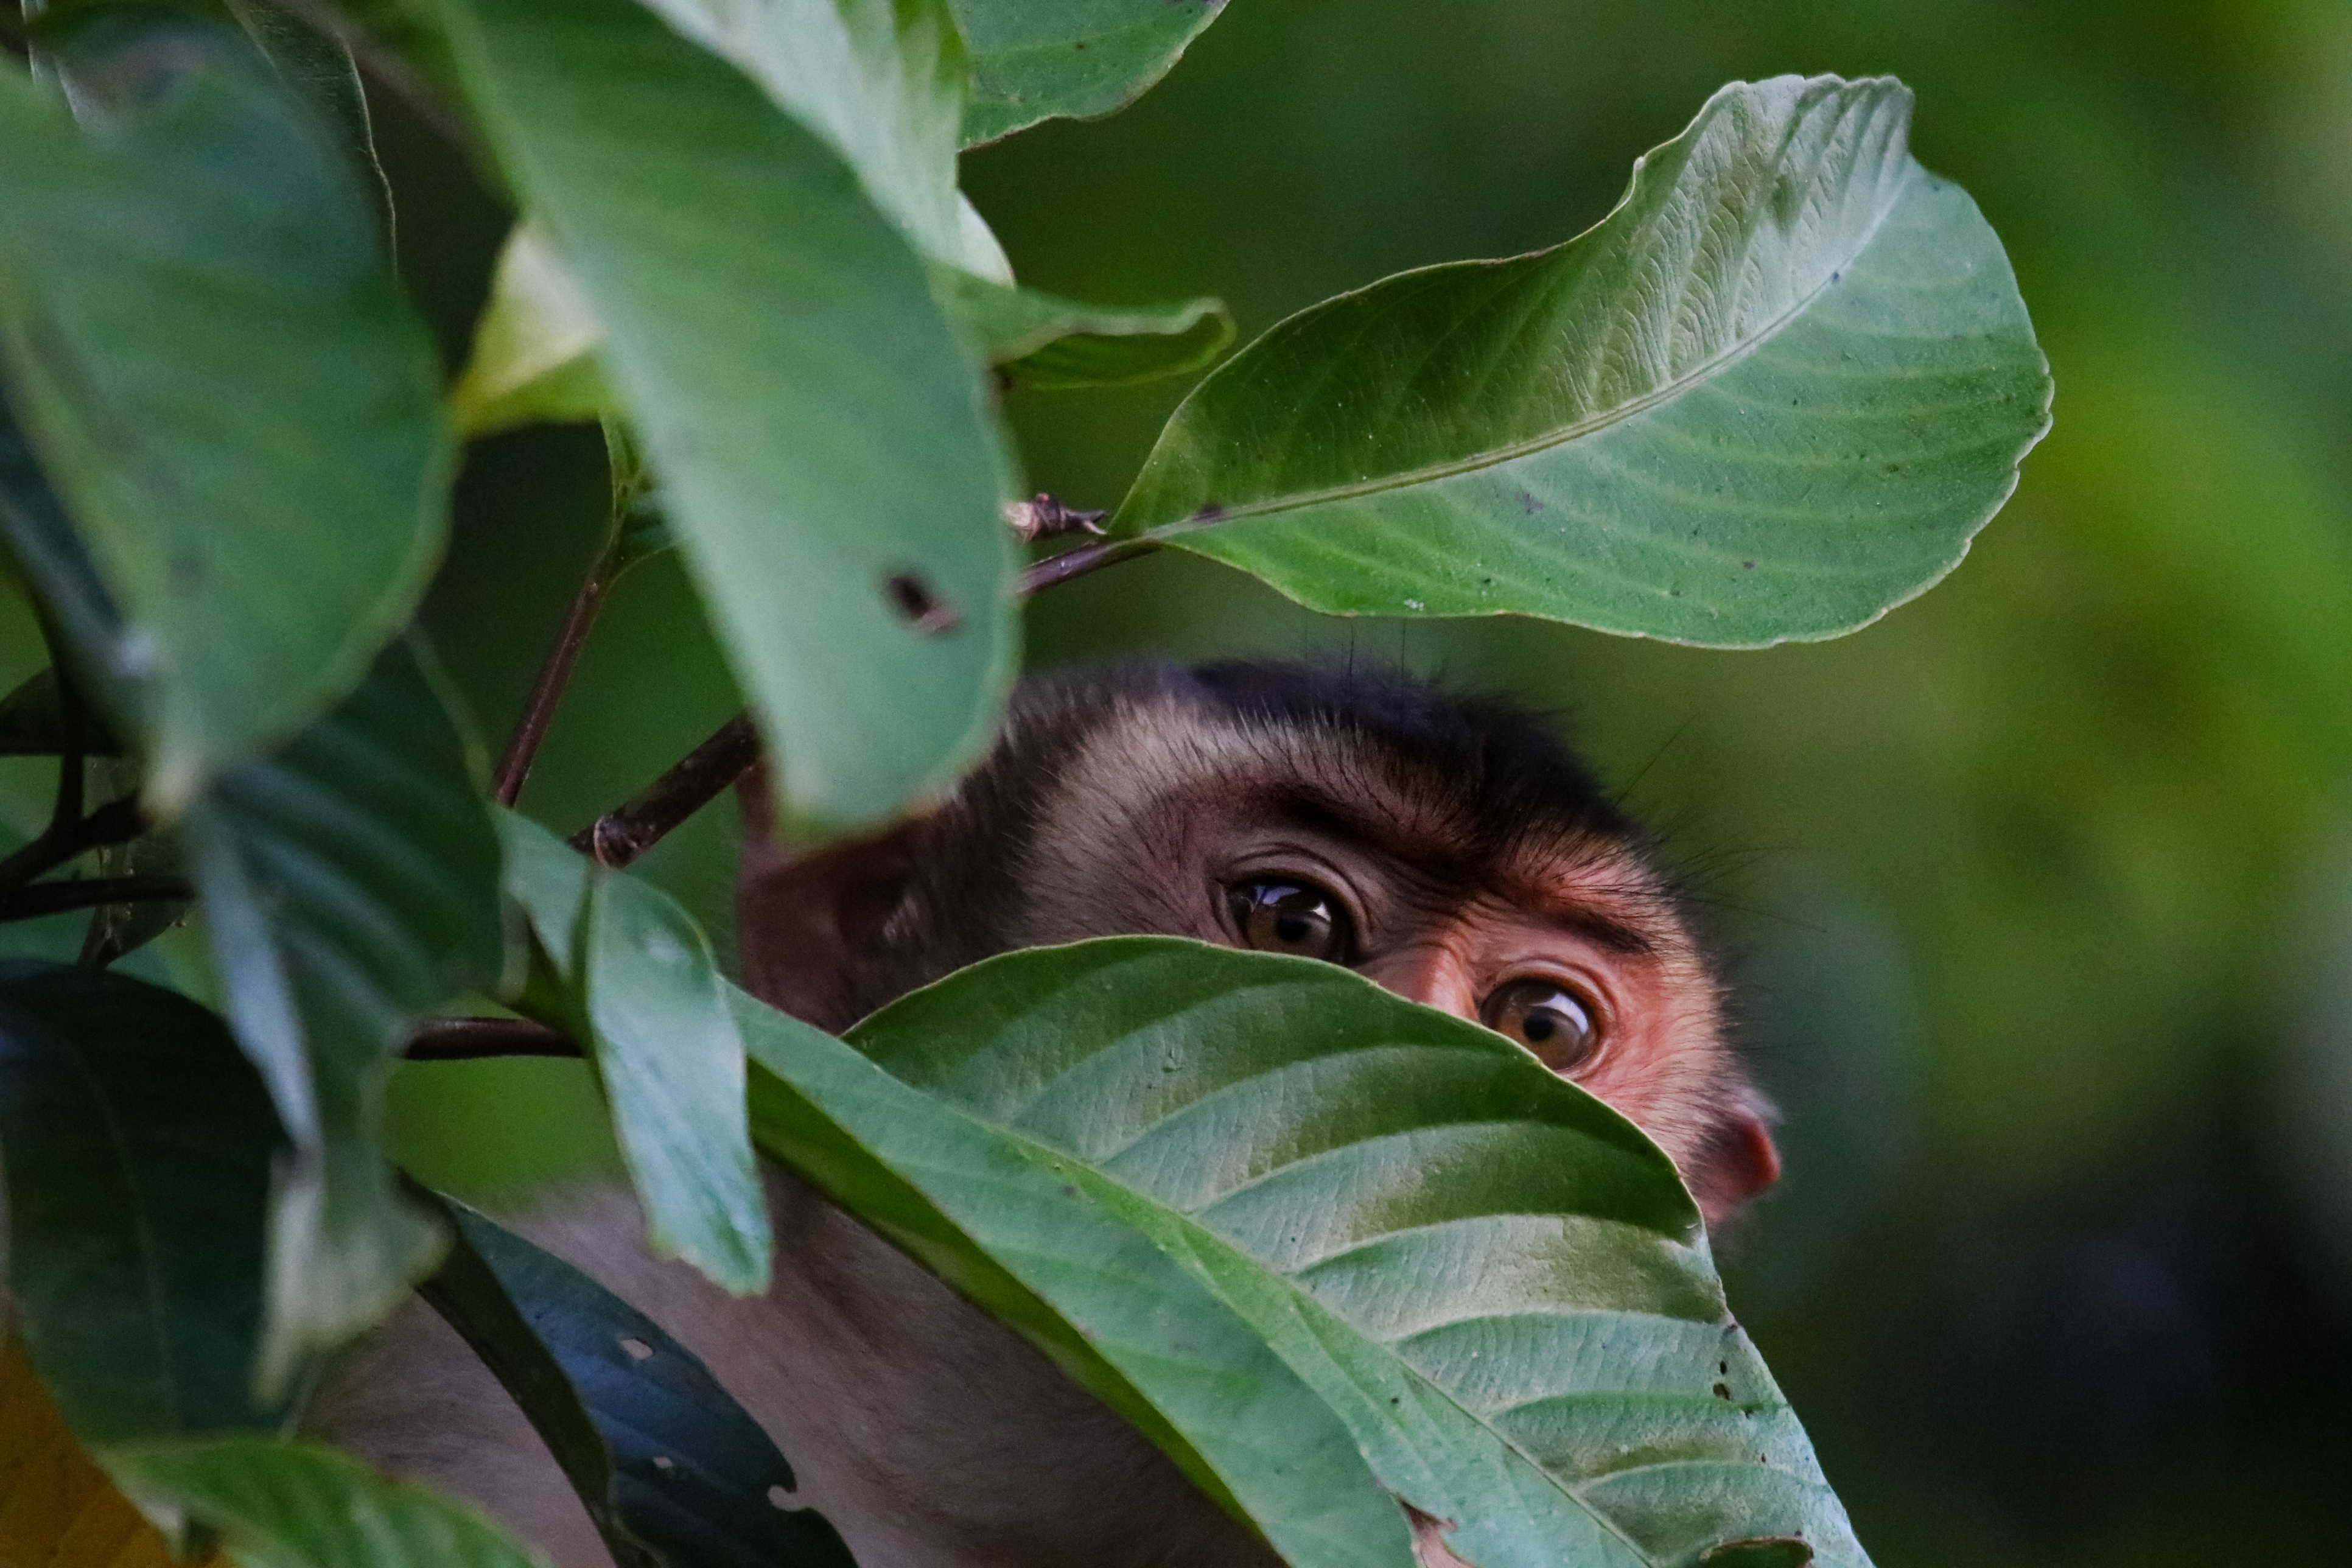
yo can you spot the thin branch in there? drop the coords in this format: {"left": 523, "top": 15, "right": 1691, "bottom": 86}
{"left": 404, "top": 1017, "right": 585, "bottom": 1062}
{"left": 0, "top": 875, "right": 191, "bottom": 922}
{"left": 0, "top": 794, "right": 145, "bottom": 892}
{"left": 494, "top": 556, "right": 616, "bottom": 805}
{"left": 569, "top": 712, "right": 758, "bottom": 869}
{"left": 1016, "top": 535, "right": 1158, "bottom": 595}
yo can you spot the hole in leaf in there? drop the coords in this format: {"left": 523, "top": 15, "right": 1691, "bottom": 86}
{"left": 883, "top": 572, "right": 959, "bottom": 635}
{"left": 620, "top": 1337, "right": 654, "bottom": 1361}
{"left": 652, "top": 1455, "right": 675, "bottom": 1471}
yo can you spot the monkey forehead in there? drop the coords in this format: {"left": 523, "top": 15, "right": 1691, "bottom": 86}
{"left": 1034, "top": 690, "right": 1668, "bottom": 910}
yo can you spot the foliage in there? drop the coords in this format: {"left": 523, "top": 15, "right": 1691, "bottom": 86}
{"left": 0, "top": 1, "right": 2049, "bottom": 1564}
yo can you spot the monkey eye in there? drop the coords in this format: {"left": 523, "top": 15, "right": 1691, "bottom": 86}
{"left": 1225, "top": 878, "right": 1353, "bottom": 964}
{"left": 1482, "top": 978, "right": 1597, "bottom": 1071}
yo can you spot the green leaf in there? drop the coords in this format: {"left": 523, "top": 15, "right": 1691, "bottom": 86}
{"left": 737, "top": 984, "right": 1423, "bottom": 1568}
{"left": 639, "top": 0, "right": 1008, "bottom": 279}
{"left": 1110, "top": 75, "right": 2053, "bottom": 648}
{"left": 222, "top": 0, "right": 396, "bottom": 237}
{"left": 183, "top": 638, "right": 505, "bottom": 1383}
{"left": 0, "top": 11, "right": 452, "bottom": 813}
{"left": 0, "top": 963, "right": 291, "bottom": 1446}
{"left": 825, "top": 937, "right": 1869, "bottom": 1566}
{"left": 108, "top": 1438, "right": 544, "bottom": 1568}
{"left": 948, "top": 0, "right": 1231, "bottom": 147}
{"left": 417, "top": 1199, "right": 853, "bottom": 1568}
{"left": 499, "top": 812, "right": 769, "bottom": 1295}
{"left": 937, "top": 269, "right": 1235, "bottom": 388}
{"left": 443, "top": 0, "right": 1018, "bottom": 836}
{"left": 447, "top": 221, "right": 614, "bottom": 437}
{"left": 0, "top": 665, "right": 122, "bottom": 757}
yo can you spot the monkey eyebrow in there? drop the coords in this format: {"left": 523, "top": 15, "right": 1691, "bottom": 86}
{"left": 1526, "top": 901, "right": 1661, "bottom": 956}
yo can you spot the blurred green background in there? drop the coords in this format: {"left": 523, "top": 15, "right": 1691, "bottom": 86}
{"left": 305, "top": 1, "right": 2352, "bottom": 1562}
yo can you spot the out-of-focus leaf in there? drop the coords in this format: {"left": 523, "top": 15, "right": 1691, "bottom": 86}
{"left": 220, "top": 0, "right": 394, "bottom": 234}
{"left": 0, "top": 963, "right": 290, "bottom": 1446}
{"left": 499, "top": 812, "right": 769, "bottom": 1295}
{"left": 183, "top": 640, "right": 504, "bottom": 1384}
{"left": 0, "top": 12, "right": 452, "bottom": 813}
{"left": 1111, "top": 75, "right": 2053, "bottom": 648}
{"left": 639, "top": 0, "right": 1007, "bottom": 278}
{"left": 418, "top": 1199, "right": 850, "bottom": 1568}
{"left": 448, "top": 222, "right": 614, "bottom": 437}
{"left": 108, "top": 1440, "right": 543, "bottom": 1568}
{"left": 0, "top": 1342, "right": 222, "bottom": 1568}
{"left": 937, "top": 269, "right": 1234, "bottom": 388}
{"left": 735, "top": 981, "right": 1413, "bottom": 1568}
{"left": 775, "top": 937, "right": 1872, "bottom": 1566}
{"left": 0, "top": 667, "right": 121, "bottom": 757}
{"left": 948, "top": 0, "right": 1230, "bottom": 147}
{"left": 444, "top": 0, "right": 1017, "bottom": 835}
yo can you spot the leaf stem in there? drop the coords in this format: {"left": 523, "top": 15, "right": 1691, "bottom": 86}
{"left": 0, "top": 794, "right": 146, "bottom": 893}
{"left": 494, "top": 551, "right": 618, "bottom": 807}
{"left": 405, "top": 1017, "right": 584, "bottom": 1061}
{"left": 1015, "top": 534, "right": 1157, "bottom": 595}
{"left": 0, "top": 873, "right": 191, "bottom": 922}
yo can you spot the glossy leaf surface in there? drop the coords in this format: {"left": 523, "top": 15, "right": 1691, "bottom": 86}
{"left": 738, "top": 984, "right": 1413, "bottom": 1568}
{"left": 108, "top": 1440, "right": 543, "bottom": 1568}
{"left": 445, "top": 0, "right": 1018, "bottom": 835}
{"left": 0, "top": 964, "right": 289, "bottom": 1446}
{"left": 0, "top": 12, "right": 451, "bottom": 812}
{"left": 419, "top": 1200, "right": 850, "bottom": 1568}
{"left": 0, "top": 1343, "right": 222, "bottom": 1568}
{"left": 1111, "top": 76, "right": 2051, "bottom": 647}
{"left": 183, "top": 640, "right": 504, "bottom": 1381}
{"left": 940, "top": 270, "right": 1235, "bottom": 388}
{"left": 640, "top": 0, "right": 1007, "bottom": 278}
{"left": 500, "top": 813, "right": 769, "bottom": 1294}
{"left": 824, "top": 938, "right": 1865, "bottom": 1566}
{"left": 948, "top": 0, "right": 1230, "bottom": 146}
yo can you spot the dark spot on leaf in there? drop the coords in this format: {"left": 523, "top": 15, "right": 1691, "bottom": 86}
{"left": 1883, "top": 461, "right": 1902, "bottom": 474}
{"left": 884, "top": 572, "right": 959, "bottom": 635}
{"left": 767, "top": 1485, "right": 793, "bottom": 1509}
{"left": 620, "top": 1336, "right": 654, "bottom": 1361}
{"left": 1699, "top": 1536, "right": 1813, "bottom": 1568}
{"left": 169, "top": 552, "right": 201, "bottom": 593}
{"left": 1061, "top": 1183, "right": 1078, "bottom": 1197}
{"left": 1516, "top": 489, "right": 1542, "bottom": 514}
{"left": 1713, "top": 1382, "right": 1733, "bottom": 1400}
{"left": 1193, "top": 503, "right": 1227, "bottom": 523}
{"left": 1669, "top": 589, "right": 1682, "bottom": 598}
{"left": 1720, "top": 1361, "right": 1729, "bottom": 1374}
{"left": 1073, "top": 39, "right": 1086, "bottom": 48}
{"left": 1741, "top": 561, "right": 1755, "bottom": 570}
{"left": 1830, "top": 271, "right": 1840, "bottom": 284}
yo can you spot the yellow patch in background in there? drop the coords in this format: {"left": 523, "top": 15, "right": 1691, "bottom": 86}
{"left": 0, "top": 1342, "right": 220, "bottom": 1568}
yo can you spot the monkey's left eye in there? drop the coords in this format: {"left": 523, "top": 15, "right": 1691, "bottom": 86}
{"left": 1225, "top": 879, "right": 1353, "bottom": 964}
{"left": 1482, "top": 978, "right": 1598, "bottom": 1072}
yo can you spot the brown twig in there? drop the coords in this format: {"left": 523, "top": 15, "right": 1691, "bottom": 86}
{"left": 0, "top": 794, "right": 145, "bottom": 893}
{"left": 404, "top": 1017, "right": 585, "bottom": 1062}
{"left": 1016, "top": 535, "right": 1158, "bottom": 595}
{"left": 569, "top": 712, "right": 759, "bottom": 870}
{"left": 494, "top": 557, "right": 617, "bottom": 806}
{"left": 0, "top": 874, "right": 192, "bottom": 922}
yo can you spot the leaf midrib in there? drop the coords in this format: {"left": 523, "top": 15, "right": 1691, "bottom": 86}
{"left": 1136, "top": 161, "right": 1920, "bottom": 539}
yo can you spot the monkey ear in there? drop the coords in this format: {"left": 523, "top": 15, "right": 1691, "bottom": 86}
{"left": 735, "top": 763, "right": 920, "bottom": 1034}
{"left": 1689, "top": 1091, "right": 1782, "bottom": 1228}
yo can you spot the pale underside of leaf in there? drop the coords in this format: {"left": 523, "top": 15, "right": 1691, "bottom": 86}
{"left": 1113, "top": 75, "right": 2051, "bottom": 649}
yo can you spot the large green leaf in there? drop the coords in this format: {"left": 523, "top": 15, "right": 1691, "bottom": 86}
{"left": 0, "top": 10, "right": 452, "bottom": 813}
{"left": 499, "top": 812, "right": 769, "bottom": 1295}
{"left": 948, "top": 0, "right": 1231, "bottom": 147}
{"left": 1110, "top": 75, "right": 2053, "bottom": 648}
{"left": 737, "top": 981, "right": 1415, "bottom": 1568}
{"left": 443, "top": 0, "right": 1018, "bottom": 835}
{"left": 0, "top": 964, "right": 290, "bottom": 1447}
{"left": 418, "top": 1199, "right": 852, "bottom": 1568}
{"left": 938, "top": 269, "right": 1235, "bottom": 388}
{"left": 182, "top": 639, "right": 505, "bottom": 1383}
{"left": 778, "top": 937, "right": 1869, "bottom": 1567}
{"left": 108, "top": 1440, "right": 543, "bottom": 1568}
{"left": 637, "top": 0, "right": 1008, "bottom": 278}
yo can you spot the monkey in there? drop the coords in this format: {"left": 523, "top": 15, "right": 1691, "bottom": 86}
{"left": 307, "top": 659, "right": 1781, "bottom": 1568}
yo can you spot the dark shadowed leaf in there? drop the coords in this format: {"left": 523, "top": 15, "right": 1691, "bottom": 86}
{"left": 0, "top": 963, "right": 290, "bottom": 1446}
{"left": 443, "top": 0, "right": 1017, "bottom": 836}
{"left": 948, "top": 0, "right": 1231, "bottom": 147}
{"left": 938, "top": 270, "right": 1234, "bottom": 388}
{"left": 1111, "top": 76, "right": 2052, "bottom": 648}
{"left": 183, "top": 639, "right": 504, "bottom": 1383}
{"left": 499, "top": 813, "right": 769, "bottom": 1295}
{"left": 0, "top": 11, "right": 451, "bottom": 813}
{"left": 0, "top": 666, "right": 122, "bottom": 756}
{"left": 418, "top": 1198, "right": 852, "bottom": 1568}
{"left": 737, "top": 985, "right": 1420, "bottom": 1568}
{"left": 108, "top": 1439, "right": 543, "bottom": 1568}
{"left": 763, "top": 938, "right": 1872, "bottom": 1566}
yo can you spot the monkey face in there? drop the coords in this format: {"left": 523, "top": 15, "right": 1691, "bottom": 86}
{"left": 738, "top": 660, "right": 1781, "bottom": 1224}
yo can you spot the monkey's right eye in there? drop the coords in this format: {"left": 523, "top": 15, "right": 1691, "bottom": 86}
{"left": 1225, "top": 879, "right": 1352, "bottom": 964}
